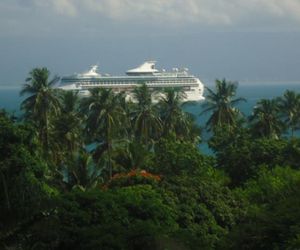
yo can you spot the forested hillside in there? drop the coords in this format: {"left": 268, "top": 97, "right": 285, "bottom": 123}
{"left": 1, "top": 68, "right": 300, "bottom": 249}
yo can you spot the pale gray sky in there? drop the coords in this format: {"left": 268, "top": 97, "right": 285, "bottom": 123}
{"left": 0, "top": 0, "right": 300, "bottom": 85}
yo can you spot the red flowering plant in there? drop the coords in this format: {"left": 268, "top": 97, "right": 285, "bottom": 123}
{"left": 105, "top": 169, "right": 161, "bottom": 189}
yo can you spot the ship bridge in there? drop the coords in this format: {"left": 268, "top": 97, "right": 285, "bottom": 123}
{"left": 126, "top": 61, "right": 159, "bottom": 76}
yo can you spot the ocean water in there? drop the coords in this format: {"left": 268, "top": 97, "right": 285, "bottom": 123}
{"left": 199, "top": 82, "right": 300, "bottom": 153}
{"left": 2, "top": 82, "right": 300, "bottom": 114}
{"left": 182, "top": 82, "right": 300, "bottom": 132}
{"left": 0, "top": 86, "right": 23, "bottom": 114}
{"left": 1, "top": 82, "right": 300, "bottom": 153}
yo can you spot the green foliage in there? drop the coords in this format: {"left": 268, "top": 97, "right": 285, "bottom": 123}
{"left": 201, "top": 79, "right": 245, "bottom": 132}
{"left": 25, "top": 186, "right": 178, "bottom": 250}
{"left": 158, "top": 88, "right": 201, "bottom": 142}
{"left": 0, "top": 113, "right": 57, "bottom": 245}
{"left": 158, "top": 88, "right": 187, "bottom": 134}
{"left": 164, "top": 174, "right": 241, "bottom": 250}
{"left": 146, "top": 137, "right": 240, "bottom": 249}
{"left": 20, "top": 67, "right": 61, "bottom": 156}
{"left": 80, "top": 88, "right": 128, "bottom": 179}
{"left": 82, "top": 88, "right": 127, "bottom": 143}
{"left": 277, "top": 90, "right": 300, "bottom": 137}
{"left": 152, "top": 136, "right": 213, "bottom": 176}
{"left": 4, "top": 68, "right": 299, "bottom": 249}
{"left": 224, "top": 166, "right": 300, "bottom": 249}
{"left": 113, "top": 140, "right": 154, "bottom": 171}
{"left": 210, "top": 125, "right": 300, "bottom": 186}
{"left": 249, "top": 98, "right": 284, "bottom": 138}
{"left": 60, "top": 149, "right": 103, "bottom": 191}
{"left": 51, "top": 90, "right": 83, "bottom": 162}
{"left": 131, "top": 83, "right": 162, "bottom": 145}
{"left": 283, "top": 138, "right": 300, "bottom": 167}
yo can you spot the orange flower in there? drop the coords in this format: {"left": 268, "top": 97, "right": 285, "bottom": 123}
{"left": 107, "top": 169, "right": 161, "bottom": 188}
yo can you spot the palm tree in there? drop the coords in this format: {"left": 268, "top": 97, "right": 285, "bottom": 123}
{"left": 177, "top": 112, "right": 202, "bottom": 143}
{"left": 20, "top": 68, "right": 60, "bottom": 153}
{"left": 158, "top": 88, "right": 186, "bottom": 133}
{"left": 82, "top": 88, "right": 127, "bottom": 179}
{"left": 61, "top": 90, "right": 80, "bottom": 113}
{"left": 52, "top": 91, "right": 83, "bottom": 162}
{"left": 277, "top": 90, "right": 300, "bottom": 137}
{"left": 249, "top": 99, "right": 284, "bottom": 138}
{"left": 201, "top": 79, "right": 246, "bottom": 131}
{"left": 158, "top": 87, "right": 199, "bottom": 141}
{"left": 62, "top": 150, "right": 102, "bottom": 190}
{"left": 131, "top": 84, "right": 162, "bottom": 145}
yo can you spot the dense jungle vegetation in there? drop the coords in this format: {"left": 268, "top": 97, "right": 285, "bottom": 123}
{"left": 1, "top": 68, "right": 300, "bottom": 249}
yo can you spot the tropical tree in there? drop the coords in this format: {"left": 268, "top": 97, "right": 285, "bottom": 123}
{"left": 158, "top": 88, "right": 185, "bottom": 133}
{"left": 61, "top": 150, "right": 102, "bottom": 191}
{"left": 249, "top": 99, "right": 284, "bottom": 139}
{"left": 81, "top": 88, "right": 127, "bottom": 179}
{"left": 113, "top": 140, "right": 152, "bottom": 171}
{"left": 131, "top": 84, "right": 162, "bottom": 145}
{"left": 20, "top": 68, "right": 60, "bottom": 154}
{"left": 200, "top": 79, "right": 246, "bottom": 131}
{"left": 24, "top": 185, "right": 177, "bottom": 250}
{"left": 60, "top": 89, "right": 80, "bottom": 113}
{"left": 158, "top": 88, "right": 201, "bottom": 142}
{"left": 0, "top": 112, "right": 56, "bottom": 246}
{"left": 277, "top": 90, "right": 300, "bottom": 137}
{"left": 225, "top": 166, "right": 300, "bottom": 250}
{"left": 52, "top": 91, "right": 83, "bottom": 162}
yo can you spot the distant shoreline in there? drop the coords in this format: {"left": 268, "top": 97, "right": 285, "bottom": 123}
{"left": 239, "top": 80, "right": 300, "bottom": 85}
{"left": 204, "top": 80, "right": 300, "bottom": 86}
{"left": 1, "top": 80, "right": 300, "bottom": 90}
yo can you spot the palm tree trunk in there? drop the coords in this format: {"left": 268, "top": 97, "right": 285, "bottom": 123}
{"left": 108, "top": 142, "right": 112, "bottom": 179}
{"left": 40, "top": 111, "right": 49, "bottom": 157}
{"left": 45, "top": 111, "right": 49, "bottom": 152}
{"left": 107, "top": 120, "right": 113, "bottom": 179}
{"left": 1, "top": 171, "right": 10, "bottom": 210}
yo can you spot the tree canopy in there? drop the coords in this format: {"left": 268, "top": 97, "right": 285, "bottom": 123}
{"left": 1, "top": 69, "right": 300, "bottom": 249}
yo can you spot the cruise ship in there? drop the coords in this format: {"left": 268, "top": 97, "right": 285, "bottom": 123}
{"left": 59, "top": 61, "right": 205, "bottom": 102}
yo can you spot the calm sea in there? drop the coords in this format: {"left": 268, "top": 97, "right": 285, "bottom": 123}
{"left": 1, "top": 82, "right": 300, "bottom": 153}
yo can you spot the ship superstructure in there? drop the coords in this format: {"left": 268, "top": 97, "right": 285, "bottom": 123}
{"left": 59, "top": 61, "right": 205, "bottom": 101}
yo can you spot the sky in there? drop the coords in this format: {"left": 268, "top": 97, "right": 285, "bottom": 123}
{"left": 0, "top": 0, "right": 300, "bottom": 86}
